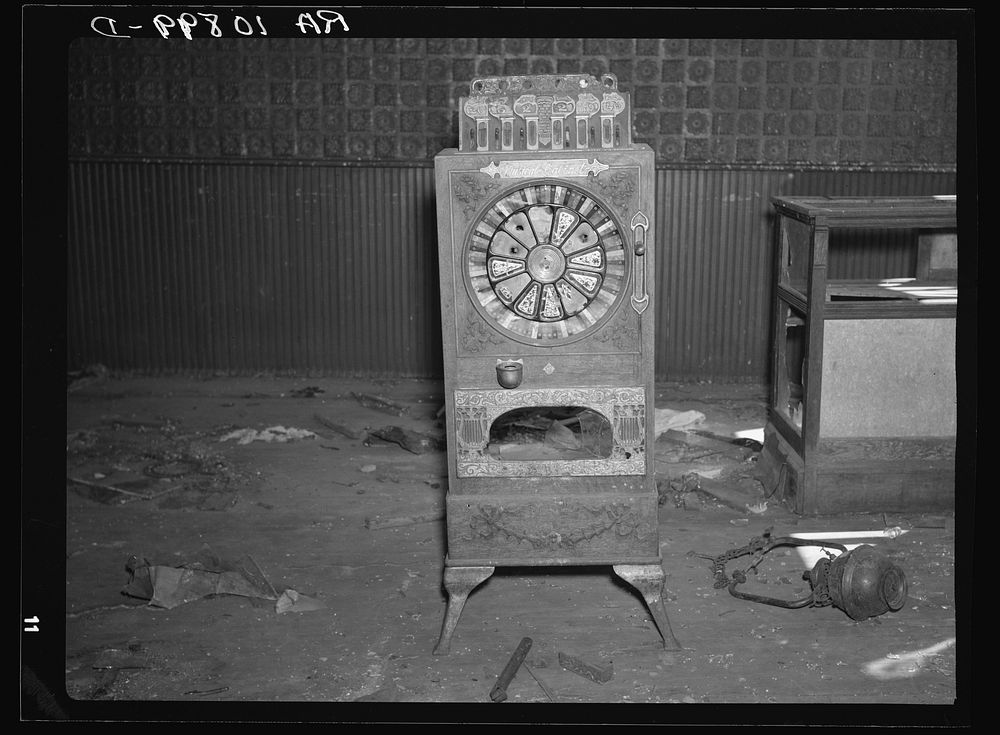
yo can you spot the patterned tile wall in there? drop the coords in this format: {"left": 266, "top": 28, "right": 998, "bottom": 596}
{"left": 68, "top": 37, "right": 958, "bottom": 166}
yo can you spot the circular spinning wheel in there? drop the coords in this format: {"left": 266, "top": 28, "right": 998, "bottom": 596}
{"left": 464, "top": 181, "right": 630, "bottom": 345}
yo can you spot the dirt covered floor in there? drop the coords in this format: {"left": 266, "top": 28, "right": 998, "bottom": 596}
{"left": 27, "top": 375, "right": 967, "bottom": 722}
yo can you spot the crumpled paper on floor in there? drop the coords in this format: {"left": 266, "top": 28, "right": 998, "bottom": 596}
{"left": 654, "top": 408, "right": 706, "bottom": 437}
{"left": 220, "top": 426, "right": 317, "bottom": 444}
{"left": 122, "top": 548, "right": 278, "bottom": 609}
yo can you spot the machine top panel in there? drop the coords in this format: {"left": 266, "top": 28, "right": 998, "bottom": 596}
{"left": 458, "top": 73, "right": 633, "bottom": 153}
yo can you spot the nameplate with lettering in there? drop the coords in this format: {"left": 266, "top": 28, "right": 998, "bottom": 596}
{"left": 479, "top": 159, "right": 610, "bottom": 179}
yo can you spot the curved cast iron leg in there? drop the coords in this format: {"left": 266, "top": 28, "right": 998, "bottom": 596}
{"left": 613, "top": 563, "right": 683, "bottom": 651}
{"left": 432, "top": 565, "right": 495, "bottom": 655}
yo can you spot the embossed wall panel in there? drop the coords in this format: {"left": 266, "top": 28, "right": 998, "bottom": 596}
{"left": 68, "top": 37, "right": 958, "bottom": 168}
{"left": 65, "top": 30, "right": 960, "bottom": 380}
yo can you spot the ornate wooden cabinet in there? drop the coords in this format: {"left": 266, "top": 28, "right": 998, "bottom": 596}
{"left": 432, "top": 73, "right": 680, "bottom": 654}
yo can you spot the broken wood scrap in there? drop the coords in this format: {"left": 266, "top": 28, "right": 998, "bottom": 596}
{"left": 313, "top": 413, "right": 366, "bottom": 440}
{"left": 367, "top": 426, "right": 444, "bottom": 454}
{"left": 288, "top": 386, "right": 324, "bottom": 398}
{"left": 690, "top": 429, "right": 764, "bottom": 451}
{"left": 67, "top": 476, "right": 181, "bottom": 504}
{"left": 688, "top": 476, "right": 754, "bottom": 512}
{"left": 101, "top": 416, "right": 172, "bottom": 431}
{"left": 351, "top": 391, "right": 409, "bottom": 416}
{"left": 68, "top": 476, "right": 149, "bottom": 497}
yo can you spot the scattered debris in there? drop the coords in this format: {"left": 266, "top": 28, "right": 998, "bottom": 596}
{"left": 354, "top": 681, "right": 404, "bottom": 702}
{"left": 746, "top": 500, "right": 769, "bottom": 515}
{"left": 690, "top": 467, "right": 724, "bottom": 480}
{"left": 364, "top": 509, "right": 444, "bottom": 530}
{"left": 102, "top": 416, "right": 174, "bottom": 432}
{"left": 523, "top": 663, "right": 557, "bottom": 702}
{"left": 690, "top": 429, "right": 764, "bottom": 452}
{"left": 183, "top": 686, "right": 230, "bottom": 696}
{"left": 558, "top": 651, "right": 614, "bottom": 684}
{"left": 734, "top": 427, "right": 765, "bottom": 445}
{"left": 67, "top": 476, "right": 180, "bottom": 505}
{"left": 275, "top": 588, "right": 326, "bottom": 614}
{"left": 67, "top": 422, "right": 249, "bottom": 511}
{"left": 219, "top": 426, "right": 317, "bottom": 444}
{"left": 122, "top": 550, "right": 278, "bottom": 609}
{"left": 662, "top": 473, "right": 704, "bottom": 509}
{"left": 654, "top": 408, "right": 706, "bottom": 437}
{"left": 366, "top": 426, "right": 444, "bottom": 454}
{"left": 352, "top": 392, "right": 409, "bottom": 416}
{"left": 544, "top": 420, "right": 581, "bottom": 450}
{"left": 484, "top": 407, "right": 609, "bottom": 460}
{"left": 694, "top": 476, "right": 760, "bottom": 512}
{"left": 656, "top": 428, "right": 763, "bottom": 467}
{"left": 314, "top": 413, "right": 367, "bottom": 440}
{"left": 143, "top": 458, "right": 203, "bottom": 479}
{"left": 67, "top": 363, "right": 109, "bottom": 391}
{"left": 289, "top": 386, "right": 325, "bottom": 398}
{"left": 491, "top": 637, "right": 533, "bottom": 703}
{"left": 681, "top": 492, "right": 703, "bottom": 510}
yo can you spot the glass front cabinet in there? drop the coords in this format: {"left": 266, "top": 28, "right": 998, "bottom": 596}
{"left": 760, "top": 196, "right": 958, "bottom": 514}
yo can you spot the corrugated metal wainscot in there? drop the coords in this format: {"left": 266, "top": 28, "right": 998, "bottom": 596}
{"left": 67, "top": 161, "right": 955, "bottom": 380}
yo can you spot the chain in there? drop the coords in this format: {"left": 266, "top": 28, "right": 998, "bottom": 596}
{"left": 691, "top": 531, "right": 847, "bottom": 609}
{"left": 688, "top": 527, "right": 774, "bottom": 589}
{"left": 802, "top": 550, "right": 840, "bottom": 608}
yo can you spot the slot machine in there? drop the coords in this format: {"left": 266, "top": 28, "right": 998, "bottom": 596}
{"left": 432, "top": 73, "right": 680, "bottom": 654}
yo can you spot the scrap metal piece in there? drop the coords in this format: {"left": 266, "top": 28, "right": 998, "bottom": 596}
{"left": 490, "top": 637, "right": 533, "bottom": 702}
{"left": 557, "top": 651, "right": 614, "bottom": 684}
{"left": 523, "top": 663, "right": 556, "bottom": 702}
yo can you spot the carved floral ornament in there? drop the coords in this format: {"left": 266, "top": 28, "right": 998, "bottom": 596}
{"left": 465, "top": 501, "right": 651, "bottom": 551}
{"left": 456, "top": 386, "right": 644, "bottom": 409}
{"left": 478, "top": 158, "right": 610, "bottom": 179}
